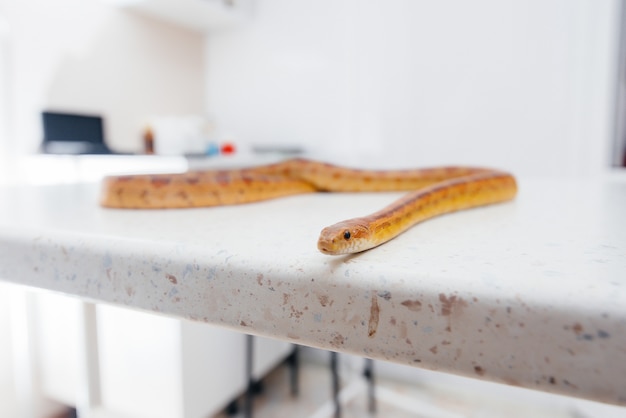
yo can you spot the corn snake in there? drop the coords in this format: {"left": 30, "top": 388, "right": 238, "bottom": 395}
{"left": 100, "top": 158, "right": 517, "bottom": 255}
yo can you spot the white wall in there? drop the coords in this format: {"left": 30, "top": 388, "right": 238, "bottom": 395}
{"left": 0, "top": 0, "right": 205, "bottom": 156}
{"left": 0, "top": 285, "right": 18, "bottom": 418}
{"left": 0, "top": 14, "right": 11, "bottom": 181}
{"left": 205, "top": 0, "right": 621, "bottom": 176}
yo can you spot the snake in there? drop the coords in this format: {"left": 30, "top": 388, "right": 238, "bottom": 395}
{"left": 100, "top": 158, "right": 517, "bottom": 255}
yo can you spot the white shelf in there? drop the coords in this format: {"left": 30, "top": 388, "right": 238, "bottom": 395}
{"left": 106, "top": 0, "right": 251, "bottom": 32}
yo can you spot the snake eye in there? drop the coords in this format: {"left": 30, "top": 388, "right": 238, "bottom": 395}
{"left": 343, "top": 230, "right": 351, "bottom": 240}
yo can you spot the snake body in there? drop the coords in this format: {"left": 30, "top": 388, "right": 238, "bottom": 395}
{"left": 101, "top": 159, "right": 517, "bottom": 255}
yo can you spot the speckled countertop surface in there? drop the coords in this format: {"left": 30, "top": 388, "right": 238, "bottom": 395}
{"left": 0, "top": 177, "right": 625, "bottom": 405}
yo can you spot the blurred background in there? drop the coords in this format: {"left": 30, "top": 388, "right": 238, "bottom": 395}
{"left": 0, "top": 0, "right": 625, "bottom": 417}
{"left": 0, "top": 0, "right": 624, "bottom": 181}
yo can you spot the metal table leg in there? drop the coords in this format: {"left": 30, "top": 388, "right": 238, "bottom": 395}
{"left": 244, "top": 334, "right": 254, "bottom": 418}
{"left": 331, "top": 351, "right": 341, "bottom": 418}
{"left": 363, "top": 358, "right": 376, "bottom": 413}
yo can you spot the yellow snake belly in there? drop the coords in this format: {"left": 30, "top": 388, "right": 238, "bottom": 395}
{"left": 100, "top": 158, "right": 517, "bottom": 255}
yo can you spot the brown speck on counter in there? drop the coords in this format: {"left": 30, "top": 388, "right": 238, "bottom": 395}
{"left": 318, "top": 294, "right": 330, "bottom": 307}
{"left": 289, "top": 306, "right": 303, "bottom": 318}
{"left": 502, "top": 377, "right": 521, "bottom": 387}
{"left": 330, "top": 333, "right": 345, "bottom": 347}
{"left": 572, "top": 322, "right": 583, "bottom": 335}
{"left": 125, "top": 286, "right": 135, "bottom": 297}
{"left": 439, "top": 293, "right": 467, "bottom": 316}
{"left": 166, "top": 273, "right": 177, "bottom": 284}
{"left": 368, "top": 292, "right": 380, "bottom": 337}
{"left": 401, "top": 299, "right": 422, "bottom": 311}
{"left": 474, "top": 366, "right": 485, "bottom": 376}
{"left": 429, "top": 345, "right": 438, "bottom": 354}
{"left": 257, "top": 273, "right": 264, "bottom": 286}
{"left": 240, "top": 321, "right": 247, "bottom": 327}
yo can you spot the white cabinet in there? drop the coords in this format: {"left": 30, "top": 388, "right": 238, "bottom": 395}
{"left": 34, "top": 294, "right": 83, "bottom": 407}
{"left": 34, "top": 294, "right": 292, "bottom": 418}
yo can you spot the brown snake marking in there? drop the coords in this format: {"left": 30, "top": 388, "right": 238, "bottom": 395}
{"left": 100, "top": 158, "right": 517, "bottom": 255}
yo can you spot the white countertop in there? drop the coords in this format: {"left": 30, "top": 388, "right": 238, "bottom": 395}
{"left": 0, "top": 175, "right": 625, "bottom": 406}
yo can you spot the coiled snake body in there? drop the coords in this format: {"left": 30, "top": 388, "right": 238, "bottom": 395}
{"left": 100, "top": 159, "right": 517, "bottom": 255}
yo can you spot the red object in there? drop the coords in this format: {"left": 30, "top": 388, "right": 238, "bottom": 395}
{"left": 221, "top": 142, "right": 236, "bottom": 155}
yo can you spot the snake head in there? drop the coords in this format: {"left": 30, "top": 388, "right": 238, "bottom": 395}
{"left": 317, "top": 220, "right": 372, "bottom": 255}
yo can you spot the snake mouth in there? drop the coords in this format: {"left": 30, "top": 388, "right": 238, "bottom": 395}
{"left": 317, "top": 239, "right": 332, "bottom": 254}
{"left": 317, "top": 237, "right": 342, "bottom": 255}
